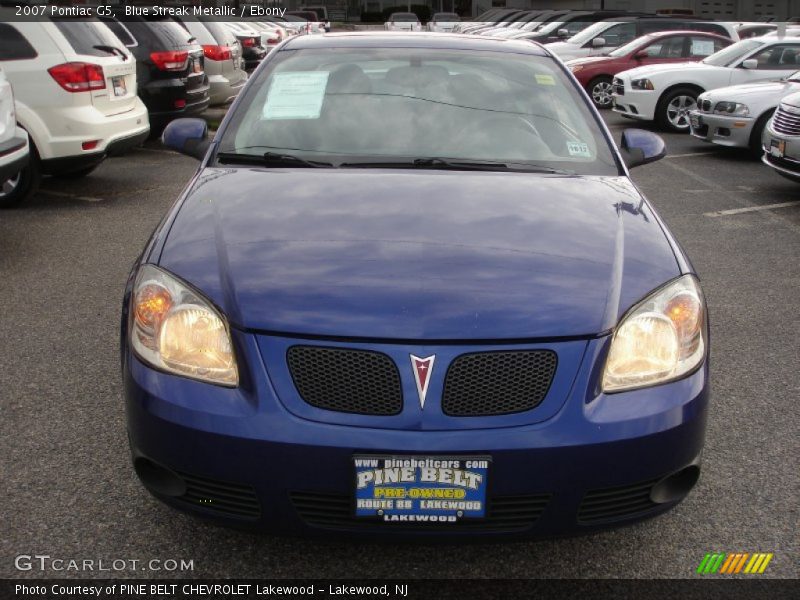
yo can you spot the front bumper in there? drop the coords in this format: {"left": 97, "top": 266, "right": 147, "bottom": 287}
{"left": 123, "top": 329, "right": 710, "bottom": 539}
{"left": 689, "top": 111, "right": 753, "bottom": 148}
{"left": 761, "top": 123, "right": 800, "bottom": 180}
{"left": 0, "top": 129, "right": 29, "bottom": 182}
{"left": 612, "top": 88, "right": 658, "bottom": 121}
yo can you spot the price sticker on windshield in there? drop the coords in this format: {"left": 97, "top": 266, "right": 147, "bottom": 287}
{"left": 535, "top": 73, "right": 556, "bottom": 86}
{"left": 263, "top": 71, "right": 330, "bottom": 120}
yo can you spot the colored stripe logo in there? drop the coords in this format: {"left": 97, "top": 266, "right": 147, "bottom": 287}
{"left": 697, "top": 552, "right": 773, "bottom": 574}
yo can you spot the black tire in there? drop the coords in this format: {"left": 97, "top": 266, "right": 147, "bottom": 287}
{"left": 52, "top": 165, "right": 98, "bottom": 179}
{"left": 587, "top": 76, "right": 614, "bottom": 109}
{"left": 749, "top": 109, "right": 775, "bottom": 158}
{"left": 0, "top": 147, "right": 41, "bottom": 208}
{"left": 656, "top": 87, "right": 701, "bottom": 132}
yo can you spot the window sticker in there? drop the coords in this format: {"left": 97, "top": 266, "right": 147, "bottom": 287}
{"left": 263, "top": 71, "right": 330, "bottom": 120}
{"left": 691, "top": 39, "right": 715, "bottom": 56}
{"left": 567, "top": 141, "right": 592, "bottom": 158}
{"left": 535, "top": 73, "right": 556, "bottom": 86}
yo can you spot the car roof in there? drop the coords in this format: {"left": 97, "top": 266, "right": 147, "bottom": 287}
{"left": 282, "top": 31, "right": 550, "bottom": 55}
{"left": 639, "top": 29, "right": 733, "bottom": 40}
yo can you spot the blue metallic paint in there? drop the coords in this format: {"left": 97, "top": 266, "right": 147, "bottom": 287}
{"left": 122, "top": 33, "right": 709, "bottom": 538}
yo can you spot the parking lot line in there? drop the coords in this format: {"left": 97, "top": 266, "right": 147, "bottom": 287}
{"left": 37, "top": 189, "right": 104, "bottom": 203}
{"left": 704, "top": 201, "right": 799, "bottom": 217}
{"left": 665, "top": 151, "right": 719, "bottom": 159}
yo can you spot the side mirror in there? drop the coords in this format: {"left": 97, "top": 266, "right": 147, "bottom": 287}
{"left": 557, "top": 28, "right": 569, "bottom": 38}
{"left": 161, "top": 118, "right": 210, "bottom": 160}
{"left": 620, "top": 129, "right": 666, "bottom": 168}
{"left": 592, "top": 37, "right": 606, "bottom": 48}
{"left": 633, "top": 50, "right": 649, "bottom": 60}
{"left": 741, "top": 58, "right": 758, "bottom": 69}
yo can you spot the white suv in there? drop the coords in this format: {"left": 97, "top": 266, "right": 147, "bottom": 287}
{"left": 0, "top": 16, "right": 150, "bottom": 205}
{"left": 0, "top": 66, "right": 29, "bottom": 208}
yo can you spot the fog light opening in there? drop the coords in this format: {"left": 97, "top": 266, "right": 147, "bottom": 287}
{"left": 650, "top": 465, "right": 700, "bottom": 504}
{"left": 134, "top": 457, "right": 186, "bottom": 497}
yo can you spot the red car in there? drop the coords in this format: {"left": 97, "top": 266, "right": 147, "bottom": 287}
{"left": 566, "top": 31, "right": 733, "bottom": 108}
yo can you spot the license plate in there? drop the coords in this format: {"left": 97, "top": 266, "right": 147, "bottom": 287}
{"left": 111, "top": 76, "right": 126, "bottom": 97}
{"left": 770, "top": 138, "right": 786, "bottom": 158}
{"left": 690, "top": 114, "right": 701, "bottom": 129}
{"left": 192, "top": 59, "right": 202, "bottom": 74}
{"left": 354, "top": 455, "right": 489, "bottom": 523}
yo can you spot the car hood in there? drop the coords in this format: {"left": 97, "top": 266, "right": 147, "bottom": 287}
{"left": 618, "top": 61, "right": 719, "bottom": 80}
{"left": 701, "top": 79, "right": 799, "bottom": 102}
{"left": 566, "top": 55, "right": 616, "bottom": 67}
{"left": 158, "top": 169, "right": 680, "bottom": 340}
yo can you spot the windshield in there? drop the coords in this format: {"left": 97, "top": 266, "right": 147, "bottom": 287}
{"left": 217, "top": 48, "right": 618, "bottom": 175}
{"left": 703, "top": 39, "right": 763, "bottom": 66}
{"left": 392, "top": 14, "right": 418, "bottom": 22}
{"left": 433, "top": 13, "right": 459, "bottom": 22}
{"left": 567, "top": 20, "right": 618, "bottom": 45}
{"left": 608, "top": 35, "right": 655, "bottom": 57}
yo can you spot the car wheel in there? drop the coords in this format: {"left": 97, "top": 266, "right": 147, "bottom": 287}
{"left": 588, "top": 76, "right": 614, "bottom": 109}
{"left": 0, "top": 150, "right": 41, "bottom": 209}
{"left": 749, "top": 109, "right": 775, "bottom": 158}
{"left": 52, "top": 165, "right": 98, "bottom": 179}
{"left": 657, "top": 87, "right": 700, "bottom": 132}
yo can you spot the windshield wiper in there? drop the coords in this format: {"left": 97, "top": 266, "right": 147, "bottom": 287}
{"left": 216, "top": 152, "right": 333, "bottom": 168}
{"left": 93, "top": 45, "right": 128, "bottom": 60}
{"left": 340, "top": 157, "right": 573, "bottom": 174}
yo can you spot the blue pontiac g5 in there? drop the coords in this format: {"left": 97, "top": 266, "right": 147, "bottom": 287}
{"left": 122, "top": 33, "right": 709, "bottom": 538}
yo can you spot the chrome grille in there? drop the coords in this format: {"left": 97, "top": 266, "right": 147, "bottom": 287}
{"left": 612, "top": 78, "right": 624, "bottom": 95}
{"left": 700, "top": 99, "right": 712, "bottom": 113}
{"left": 772, "top": 106, "right": 800, "bottom": 136}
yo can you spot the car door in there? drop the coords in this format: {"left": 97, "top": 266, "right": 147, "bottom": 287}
{"left": 729, "top": 43, "right": 800, "bottom": 85}
{"left": 636, "top": 35, "right": 692, "bottom": 67}
{"left": 586, "top": 22, "right": 637, "bottom": 56}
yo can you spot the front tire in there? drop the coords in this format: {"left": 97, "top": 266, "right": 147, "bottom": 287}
{"left": 588, "top": 76, "right": 614, "bottom": 109}
{"left": 656, "top": 87, "right": 700, "bottom": 132}
{"left": 0, "top": 148, "right": 41, "bottom": 208}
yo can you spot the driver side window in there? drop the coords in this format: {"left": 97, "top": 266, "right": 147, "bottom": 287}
{"left": 593, "top": 23, "right": 637, "bottom": 48}
{"left": 748, "top": 44, "right": 800, "bottom": 70}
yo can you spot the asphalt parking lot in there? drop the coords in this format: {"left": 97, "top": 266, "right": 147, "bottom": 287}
{"left": 1, "top": 111, "right": 798, "bottom": 580}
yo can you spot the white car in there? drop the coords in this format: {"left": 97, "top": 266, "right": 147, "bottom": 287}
{"left": 0, "top": 66, "right": 29, "bottom": 208}
{"left": 427, "top": 13, "right": 460, "bottom": 33}
{"left": 385, "top": 13, "right": 422, "bottom": 32}
{"left": 689, "top": 72, "right": 800, "bottom": 154}
{"left": 612, "top": 37, "right": 800, "bottom": 131}
{"left": 0, "top": 17, "right": 149, "bottom": 205}
{"left": 548, "top": 19, "right": 740, "bottom": 61}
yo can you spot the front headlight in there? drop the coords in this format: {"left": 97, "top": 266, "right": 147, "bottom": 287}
{"left": 631, "top": 78, "right": 654, "bottom": 91}
{"left": 602, "top": 275, "right": 706, "bottom": 393}
{"left": 130, "top": 264, "right": 238, "bottom": 386}
{"left": 713, "top": 101, "right": 750, "bottom": 117}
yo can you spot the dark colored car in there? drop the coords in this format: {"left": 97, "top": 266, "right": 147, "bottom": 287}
{"left": 518, "top": 11, "right": 656, "bottom": 44}
{"left": 568, "top": 31, "right": 733, "bottom": 108}
{"left": 101, "top": 14, "right": 210, "bottom": 130}
{"left": 123, "top": 34, "right": 709, "bottom": 538}
{"left": 223, "top": 23, "right": 267, "bottom": 73}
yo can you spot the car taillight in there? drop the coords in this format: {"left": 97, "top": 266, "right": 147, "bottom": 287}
{"left": 242, "top": 37, "right": 256, "bottom": 48}
{"left": 266, "top": 36, "right": 280, "bottom": 45}
{"left": 202, "top": 45, "right": 232, "bottom": 61}
{"left": 150, "top": 50, "right": 189, "bottom": 71}
{"left": 48, "top": 62, "right": 106, "bottom": 93}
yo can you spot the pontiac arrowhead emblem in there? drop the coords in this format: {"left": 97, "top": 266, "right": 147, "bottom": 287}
{"left": 410, "top": 354, "right": 435, "bottom": 409}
